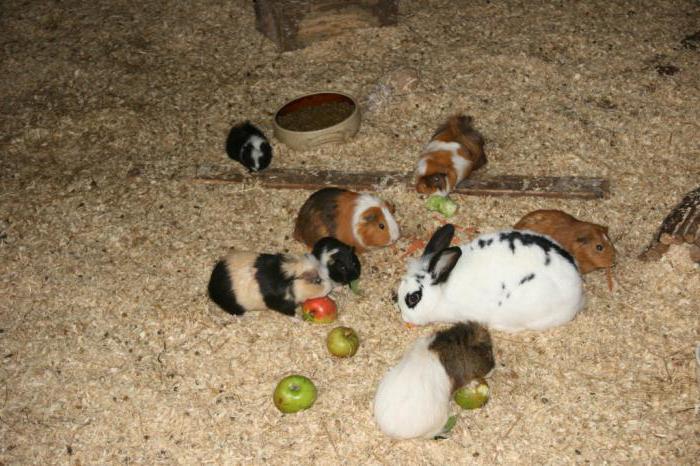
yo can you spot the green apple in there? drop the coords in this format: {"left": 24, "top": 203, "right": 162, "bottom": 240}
{"left": 453, "top": 378, "right": 490, "bottom": 410}
{"left": 326, "top": 326, "right": 360, "bottom": 358}
{"left": 273, "top": 375, "right": 318, "bottom": 413}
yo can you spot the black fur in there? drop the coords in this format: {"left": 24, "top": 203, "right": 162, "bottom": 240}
{"left": 311, "top": 237, "right": 361, "bottom": 285}
{"left": 208, "top": 260, "right": 247, "bottom": 315}
{"left": 254, "top": 254, "right": 297, "bottom": 316}
{"left": 225, "top": 121, "right": 272, "bottom": 172}
{"left": 428, "top": 246, "right": 462, "bottom": 285}
{"left": 519, "top": 273, "right": 535, "bottom": 284}
{"left": 423, "top": 224, "right": 455, "bottom": 257}
{"left": 498, "top": 230, "right": 576, "bottom": 267}
{"left": 429, "top": 323, "right": 495, "bottom": 392}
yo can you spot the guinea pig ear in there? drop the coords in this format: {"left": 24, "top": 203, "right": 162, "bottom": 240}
{"left": 575, "top": 235, "right": 590, "bottom": 245}
{"left": 423, "top": 224, "right": 455, "bottom": 257}
{"left": 300, "top": 269, "right": 322, "bottom": 285}
{"left": 428, "top": 246, "right": 462, "bottom": 285}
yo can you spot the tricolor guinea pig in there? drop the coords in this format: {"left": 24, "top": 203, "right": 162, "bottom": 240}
{"left": 311, "top": 237, "right": 361, "bottom": 288}
{"left": 514, "top": 209, "right": 615, "bottom": 274}
{"left": 293, "top": 187, "right": 400, "bottom": 253}
{"left": 207, "top": 250, "right": 331, "bottom": 317}
{"left": 373, "top": 322, "right": 495, "bottom": 440}
{"left": 415, "top": 114, "right": 487, "bottom": 196}
{"left": 225, "top": 121, "right": 272, "bottom": 172}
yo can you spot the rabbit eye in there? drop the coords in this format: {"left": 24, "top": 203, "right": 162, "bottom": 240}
{"left": 405, "top": 290, "right": 422, "bottom": 308}
{"left": 596, "top": 244, "right": 604, "bottom": 251}
{"left": 379, "top": 223, "right": 385, "bottom": 230}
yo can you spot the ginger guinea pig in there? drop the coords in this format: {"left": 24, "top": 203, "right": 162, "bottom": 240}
{"left": 415, "top": 114, "right": 487, "bottom": 196}
{"left": 514, "top": 209, "right": 615, "bottom": 274}
{"left": 293, "top": 187, "right": 400, "bottom": 253}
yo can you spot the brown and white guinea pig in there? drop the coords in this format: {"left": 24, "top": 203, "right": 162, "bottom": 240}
{"left": 415, "top": 114, "right": 487, "bottom": 196}
{"left": 293, "top": 187, "right": 400, "bottom": 253}
{"left": 514, "top": 209, "right": 615, "bottom": 274}
{"left": 207, "top": 250, "right": 332, "bottom": 317}
{"left": 373, "top": 322, "right": 495, "bottom": 440}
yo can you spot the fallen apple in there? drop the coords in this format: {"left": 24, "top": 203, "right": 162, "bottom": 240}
{"left": 453, "top": 378, "right": 490, "bottom": 410}
{"left": 326, "top": 326, "right": 360, "bottom": 357}
{"left": 301, "top": 296, "right": 337, "bottom": 324}
{"left": 273, "top": 374, "right": 318, "bottom": 413}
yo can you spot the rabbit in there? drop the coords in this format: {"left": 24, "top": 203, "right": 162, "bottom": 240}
{"left": 513, "top": 209, "right": 615, "bottom": 274}
{"left": 225, "top": 121, "right": 272, "bottom": 172}
{"left": 396, "top": 224, "right": 585, "bottom": 332}
{"left": 293, "top": 187, "right": 400, "bottom": 253}
{"left": 415, "top": 114, "right": 486, "bottom": 196}
{"left": 207, "top": 249, "right": 331, "bottom": 317}
{"left": 373, "top": 322, "right": 495, "bottom": 440}
{"left": 311, "top": 237, "right": 361, "bottom": 288}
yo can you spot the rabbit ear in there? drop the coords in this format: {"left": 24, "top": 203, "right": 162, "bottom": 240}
{"left": 428, "top": 246, "right": 462, "bottom": 284}
{"left": 423, "top": 224, "right": 455, "bottom": 257}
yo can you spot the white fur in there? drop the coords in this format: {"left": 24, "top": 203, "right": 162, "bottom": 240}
{"left": 397, "top": 230, "right": 585, "bottom": 332}
{"left": 419, "top": 141, "right": 472, "bottom": 195}
{"left": 243, "top": 135, "right": 266, "bottom": 171}
{"left": 373, "top": 335, "right": 452, "bottom": 439}
{"left": 352, "top": 193, "right": 400, "bottom": 248}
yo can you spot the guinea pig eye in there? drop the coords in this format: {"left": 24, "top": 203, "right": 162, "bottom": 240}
{"left": 379, "top": 223, "right": 385, "bottom": 230}
{"left": 596, "top": 244, "right": 604, "bottom": 251}
{"left": 312, "top": 277, "right": 322, "bottom": 285}
{"left": 405, "top": 290, "right": 422, "bottom": 308}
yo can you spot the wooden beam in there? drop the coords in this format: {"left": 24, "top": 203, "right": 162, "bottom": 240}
{"left": 193, "top": 165, "right": 610, "bottom": 200}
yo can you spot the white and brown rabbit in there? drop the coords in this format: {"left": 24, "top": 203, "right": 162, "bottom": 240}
{"left": 396, "top": 224, "right": 585, "bottom": 332}
{"left": 374, "top": 322, "right": 495, "bottom": 439}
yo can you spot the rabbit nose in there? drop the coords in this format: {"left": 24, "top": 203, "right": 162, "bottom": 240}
{"left": 390, "top": 291, "right": 398, "bottom": 303}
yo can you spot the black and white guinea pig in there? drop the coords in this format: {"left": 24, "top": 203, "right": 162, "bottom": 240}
{"left": 225, "top": 121, "right": 272, "bottom": 172}
{"left": 311, "top": 237, "right": 361, "bottom": 288}
{"left": 207, "top": 250, "right": 331, "bottom": 317}
{"left": 374, "top": 322, "right": 495, "bottom": 440}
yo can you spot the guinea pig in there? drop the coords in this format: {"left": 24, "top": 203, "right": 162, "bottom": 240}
{"left": 207, "top": 251, "right": 331, "bottom": 317}
{"left": 513, "top": 209, "right": 615, "bottom": 274}
{"left": 415, "top": 114, "right": 486, "bottom": 196}
{"left": 311, "top": 237, "right": 361, "bottom": 288}
{"left": 293, "top": 187, "right": 400, "bottom": 253}
{"left": 373, "top": 322, "right": 495, "bottom": 440}
{"left": 225, "top": 121, "right": 272, "bottom": 172}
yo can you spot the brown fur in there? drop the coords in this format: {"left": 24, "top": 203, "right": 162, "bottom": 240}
{"left": 428, "top": 322, "right": 495, "bottom": 393}
{"left": 416, "top": 114, "right": 487, "bottom": 194}
{"left": 293, "top": 187, "right": 397, "bottom": 252}
{"left": 514, "top": 209, "right": 616, "bottom": 274}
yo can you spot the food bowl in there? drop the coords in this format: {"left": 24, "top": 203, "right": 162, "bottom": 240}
{"left": 273, "top": 91, "right": 361, "bottom": 150}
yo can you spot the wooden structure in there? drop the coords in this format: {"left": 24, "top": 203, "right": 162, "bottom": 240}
{"left": 639, "top": 186, "right": 700, "bottom": 262}
{"left": 193, "top": 165, "right": 610, "bottom": 200}
{"left": 254, "top": 0, "right": 399, "bottom": 51}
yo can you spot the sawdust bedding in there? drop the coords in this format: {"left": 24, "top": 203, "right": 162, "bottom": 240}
{"left": 1, "top": 0, "right": 698, "bottom": 464}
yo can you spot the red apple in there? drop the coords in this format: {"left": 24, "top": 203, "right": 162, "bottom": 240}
{"left": 301, "top": 296, "right": 337, "bottom": 324}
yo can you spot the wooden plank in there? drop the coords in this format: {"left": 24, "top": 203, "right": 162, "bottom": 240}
{"left": 192, "top": 165, "right": 610, "bottom": 199}
{"left": 254, "top": 0, "right": 399, "bottom": 51}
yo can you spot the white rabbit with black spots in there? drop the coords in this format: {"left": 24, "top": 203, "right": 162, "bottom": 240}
{"left": 396, "top": 224, "right": 585, "bottom": 332}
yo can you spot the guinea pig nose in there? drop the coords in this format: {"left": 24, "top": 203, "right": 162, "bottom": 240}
{"left": 390, "top": 291, "right": 398, "bottom": 303}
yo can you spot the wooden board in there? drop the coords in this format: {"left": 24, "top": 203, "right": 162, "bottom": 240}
{"left": 639, "top": 185, "right": 700, "bottom": 262}
{"left": 254, "top": 0, "right": 399, "bottom": 51}
{"left": 193, "top": 165, "right": 610, "bottom": 199}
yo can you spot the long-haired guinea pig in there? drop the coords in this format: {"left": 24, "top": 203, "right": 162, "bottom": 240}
{"left": 514, "top": 209, "right": 615, "bottom": 274}
{"left": 207, "top": 251, "right": 331, "bottom": 317}
{"left": 374, "top": 322, "right": 495, "bottom": 440}
{"left": 311, "top": 237, "right": 361, "bottom": 288}
{"left": 415, "top": 114, "right": 486, "bottom": 196}
{"left": 293, "top": 187, "right": 400, "bottom": 253}
{"left": 225, "top": 121, "right": 272, "bottom": 172}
